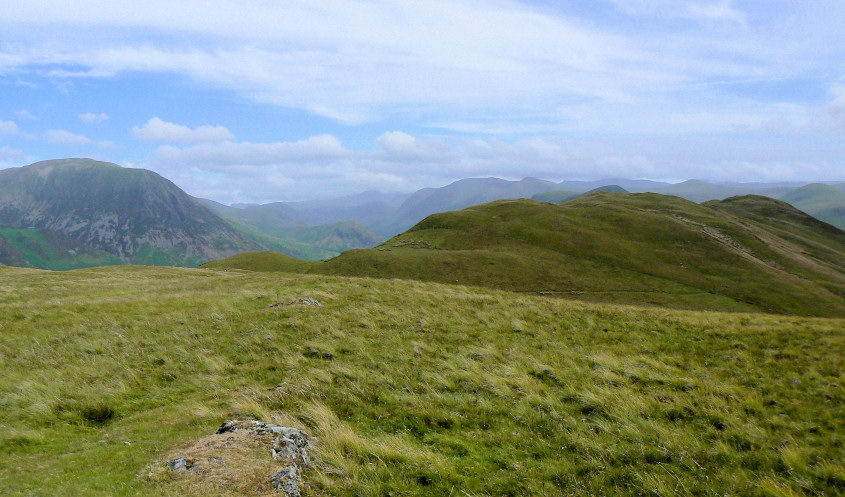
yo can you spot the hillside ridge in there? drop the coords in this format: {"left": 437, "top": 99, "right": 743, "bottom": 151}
{"left": 205, "top": 192, "right": 845, "bottom": 317}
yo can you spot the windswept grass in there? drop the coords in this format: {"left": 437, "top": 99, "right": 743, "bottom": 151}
{"left": 0, "top": 265, "right": 843, "bottom": 496}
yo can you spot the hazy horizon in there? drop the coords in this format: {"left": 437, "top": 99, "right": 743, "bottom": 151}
{"left": 1, "top": 1, "right": 844, "bottom": 203}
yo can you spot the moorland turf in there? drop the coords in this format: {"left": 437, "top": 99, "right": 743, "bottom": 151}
{"left": 1, "top": 265, "right": 843, "bottom": 496}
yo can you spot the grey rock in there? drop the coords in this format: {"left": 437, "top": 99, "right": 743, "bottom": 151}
{"left": 215, "top": 419, "right": 312, "bottom": 465}
{"left": 269, "top": 297, "right": 323, "bottom": 308}
{"left": 167, "top": 457, "right": 193, "bottom": 472}
{"left": 269, "top": 465, "right": 301, "bottom": 496}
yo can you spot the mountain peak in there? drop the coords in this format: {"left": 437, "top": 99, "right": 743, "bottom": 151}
{"left": 0, "top": 159, "right": 256, "bottom": 268}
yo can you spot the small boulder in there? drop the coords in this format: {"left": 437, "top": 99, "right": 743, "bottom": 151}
{"left": 303, "top": 347, "right": 334, "bottom": 360}
{"left": 167, "top": 456, "right": 194, "bottom": 472}
{"left": 269, "top": 465, "right": 302, "bottom": 496}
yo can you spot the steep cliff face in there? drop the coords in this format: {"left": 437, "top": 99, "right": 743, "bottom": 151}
{"left": 0, "top": 158, "right": 258, "bottom": 267}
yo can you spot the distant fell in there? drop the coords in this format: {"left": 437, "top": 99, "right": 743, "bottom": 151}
{"left": 0, "top": 159, "right": 255, "bottom": 268}
{"left": 274, "top": 190, "right": 410, "bottom": 227}
{"left": 779, "top": 183, "right": 845, "bottom": 230}
{"left": 650, "top": 179, "right": 793, "bottom": 202}
{"left": 371, "top": 177, "right": 558, "bottom": 236}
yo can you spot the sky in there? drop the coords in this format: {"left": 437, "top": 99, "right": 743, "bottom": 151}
{"left": 1, "top": 0, "right": 844, "bottom": 203}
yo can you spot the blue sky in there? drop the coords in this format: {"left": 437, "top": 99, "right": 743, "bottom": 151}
{"left": 1, "top": 0, "right": 844, "bottom": 203}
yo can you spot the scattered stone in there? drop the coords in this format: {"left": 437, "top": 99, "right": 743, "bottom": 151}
{"left": 167, "top": 456, "right": 193, "bottom": 472}
{"left": 303, "top": 347, "right": 334, "bottom": 360}
{"left": 208, "top": 457, "right": 226, "bottom": 467}
{"left": 269, "top": 297, "right": 323, "bottom": 308}
{"left": 269, "top": 465, "right": 302, "bottom": 497}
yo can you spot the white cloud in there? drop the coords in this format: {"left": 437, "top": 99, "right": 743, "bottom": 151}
{"left": 0, "top": 146, "right": 24, "bottom": 161}
{"left": 79, "top": 112, "right": 109, "bottom": 123}
{"left": 376, "top": 132, "right": 451, "bottom": 161}
{"left": 132, "top": 117, "right": 234, "bottom": 143}
{"left": 43, "top": 129, "right": 93, "bottom": 145}
{"left": 828, "top": 83, "right": 845, "bottom": 130}
{"left": 154, "top": 134, "right": 348, "bottom": 167}
{"left": 1, "top": 1, "right": 844, "bottom": 200}
{"left": 610, "top": 0, "right": 745, "bottom": 23}
{"left": 43, "top": 129, "right": 114, "bottom": 148}
{"left": 687, "top": 1, "right": 746, "bottom": 23}
{"left": 15, "top": 110, "right": 37, "bottom": 120}
{"left": 0, "top": 120, "right": 19, "bottom": 135}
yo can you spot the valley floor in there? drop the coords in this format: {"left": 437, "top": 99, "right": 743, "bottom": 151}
{"left": 0, "top": 265, "right": 842, "bottom": 496}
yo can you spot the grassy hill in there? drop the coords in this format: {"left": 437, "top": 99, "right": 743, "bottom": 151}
{"left": 779, "top": 183, "right": 845, "bottom": 230}
{"left": 371, "top": 177, "right": 559, "bottom": 236}
{"left": 533, "top": 185, "right": 629, "bottom": 204}
{"left": 206, "top": 193, "right": 845, "bottom": 317}
{"left": 1, "top": 265, "right": 842, "bottom": 496}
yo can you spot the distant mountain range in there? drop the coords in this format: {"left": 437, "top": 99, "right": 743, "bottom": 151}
{"left": 234, "top": 176, "right": 845, "bottom": 236}
{"left": 1, "top": 158, "right": 843, "bottom": 270}
{"left": 206, "top": 192, "right": 845, "bottom": 317}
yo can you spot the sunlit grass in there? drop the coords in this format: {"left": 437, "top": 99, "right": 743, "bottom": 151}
{"left": 0, "top": 265, "right": 842, "bottom": 496}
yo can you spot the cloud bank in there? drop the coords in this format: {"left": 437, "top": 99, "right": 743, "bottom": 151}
{"left": 0, "top": 1, "right": 843, "bottom": 202}
{"left": 132, "top": 118, "right": 234, "bottom": 143}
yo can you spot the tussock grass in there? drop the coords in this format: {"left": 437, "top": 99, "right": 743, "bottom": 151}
{"left": 0, "top": 265, "right": 843, "bottom": 496}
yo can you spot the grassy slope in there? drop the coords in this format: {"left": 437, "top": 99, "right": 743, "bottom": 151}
{"left": 0, "top": 227, "right": 124, "bottom": 270}
{"left": 209, "top": 193, "right": 845, "bottom": 317}
{"left": 201, "top": 250, "right": 314, "bottom": 273}
{"left": 0, "top": 227, "right": 211, "bottom": 269}
{"left": 0, "top": 266, "right": 842, "bottom": 496}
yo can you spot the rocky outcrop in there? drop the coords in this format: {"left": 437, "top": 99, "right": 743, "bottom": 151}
{"left": 166, "top": 419, "right": 314, "bottom": 496}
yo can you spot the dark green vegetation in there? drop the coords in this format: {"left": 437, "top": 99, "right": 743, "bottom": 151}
{"left": 780, "top": 183, "right": 845, "bottom": 230}
{"left": 207, "top": 193, "right": 845, "bottom": 317}
{"left": 1, "top": 266, "right": 842, "bottom": 496}
{"left": 0, "top": 227, "right": 124, "bottom": 270}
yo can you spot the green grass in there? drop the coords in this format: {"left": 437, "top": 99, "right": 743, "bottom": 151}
{"left": 206, "top": 193, "right": 845, "bottom": 317}
{"left": 1, "top": 265, "right": 843, "bottom": 496}
{"left": 531, "top": 189, "right": 579, "bottom": 203}
{"left": 201, "top": 250, "right": 314, "bottom": 272}
{"left": 0, "top": 227, "right": 124, "bottom": 270}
